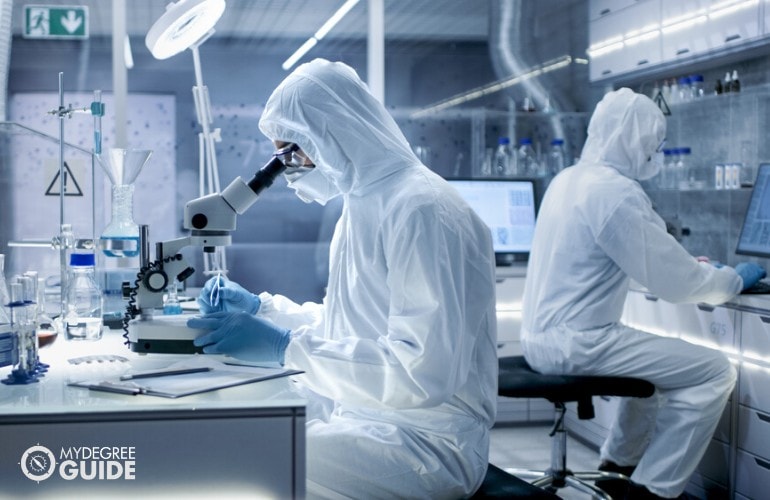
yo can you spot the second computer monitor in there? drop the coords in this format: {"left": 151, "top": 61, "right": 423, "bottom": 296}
{"left": 446, "top": 178, "right": 537, "bottom": 265}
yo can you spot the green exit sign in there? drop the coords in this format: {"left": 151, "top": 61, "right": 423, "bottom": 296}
{"left": 24, "top": 5, "right": 89, "bottom": 39}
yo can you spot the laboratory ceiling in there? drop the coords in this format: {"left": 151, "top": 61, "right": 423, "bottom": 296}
{"left": 11, "top": 0, "right": 489, "bottom": 47}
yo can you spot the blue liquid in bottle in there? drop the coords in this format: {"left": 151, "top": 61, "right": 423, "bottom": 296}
{"left": 100, "top": 236, "right": 140, "bottom": 258}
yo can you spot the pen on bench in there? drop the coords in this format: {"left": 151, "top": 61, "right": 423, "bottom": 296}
{"left": 119, "top": 366, "right": 213, "bottom": 381}
{"left": 91, "top": 382, "right": 143, "bottom": 395}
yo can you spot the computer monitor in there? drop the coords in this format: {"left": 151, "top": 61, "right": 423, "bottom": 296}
{"left": 446, "top": 178, "right": 538, "bottom": 265}
{"left": 736, "top": 163, "right": 770, "bottom": 258}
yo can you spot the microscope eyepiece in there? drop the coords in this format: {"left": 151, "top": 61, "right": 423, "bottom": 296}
{"left": 247, "top": 156, "right": 286, "bottom": 195}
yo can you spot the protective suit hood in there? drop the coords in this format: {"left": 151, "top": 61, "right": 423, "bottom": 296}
{"left": 259, "top": 58, "right": 421, "bottom": 198}
{"left": 579, "top": 88, "right": 666, "bottom": 181}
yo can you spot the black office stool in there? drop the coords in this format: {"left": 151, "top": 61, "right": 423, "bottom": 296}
{"left": 497, "top": 356, "right": 656, "bottom": 500}
{"left": 472, "top": 463, "right": 561, "bottom": 499}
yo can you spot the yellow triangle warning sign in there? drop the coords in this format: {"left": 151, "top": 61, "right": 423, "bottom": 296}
{"left": 46, "top": 161, "right": 83, "bottom": 196}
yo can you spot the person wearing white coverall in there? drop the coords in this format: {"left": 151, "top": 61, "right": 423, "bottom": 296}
{"left": 187, "top": 59, "right": 498, "bottom": 499}
{"left": 520, "top": 88, "right": 766, "bottom": 499}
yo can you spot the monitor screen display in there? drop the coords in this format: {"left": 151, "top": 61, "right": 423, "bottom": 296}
{"left": 736, "top": 163, "right": 770, "bottom": 258}
{"left": 446, "top": 178, "right": 537, "bottom": 264}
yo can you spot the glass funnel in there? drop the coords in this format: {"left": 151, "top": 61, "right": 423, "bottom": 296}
{"left": 96, "top": 148, "right": 153, "bottom": 258}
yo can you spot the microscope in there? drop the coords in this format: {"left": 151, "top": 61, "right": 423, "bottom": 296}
{"left": 123, "top": 156, "right": 286, "bottom": 354}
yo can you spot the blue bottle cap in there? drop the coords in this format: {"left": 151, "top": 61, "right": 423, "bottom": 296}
{"left": 520, "top": 138, "right": 533, "bottom": 145}
{"left": 551, "top": 138, "right": 564, "bottom": 146}
{"left": 498, "top": 137, "right": 510, "bottom": 145}
{"left": 70, "top": 253, "right": 96, "bottom": 266}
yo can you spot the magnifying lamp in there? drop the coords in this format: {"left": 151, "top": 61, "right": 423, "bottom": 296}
{"left": 145, "top": 0, "right": 225, "bottom": 59}
{"left": 145, "top": 0, "right": 229, "bottom": 275}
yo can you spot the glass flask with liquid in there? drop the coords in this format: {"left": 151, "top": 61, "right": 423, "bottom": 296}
{"left": 65, "top": 253, "right": 103, "bottom": 341}
{"left": 97, "top": 148, "right": 153, "bottom": 258}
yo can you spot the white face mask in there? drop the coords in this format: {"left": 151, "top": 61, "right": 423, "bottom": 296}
{"left": 285, "top": 167, "right": 339, "bottom": 205}
{"left": 283, "top": 165, "right": 314, "bottom": 184}
{"left": 638, "top": 151, "right": 664, "bottom": 181}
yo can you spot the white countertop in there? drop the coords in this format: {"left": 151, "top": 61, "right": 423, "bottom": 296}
{"left": 0, "top": 327, "right": 306, "bottom": 417}
{"left": 628, "top": 280, "right": 770, "bottom": 314}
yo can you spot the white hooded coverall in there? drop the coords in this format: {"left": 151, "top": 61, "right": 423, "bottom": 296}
{"left": 521, "top": 88, "right": 741, "bottom": 498}
{"left": 257, "top": 59, "right": 498, "bottom": 499}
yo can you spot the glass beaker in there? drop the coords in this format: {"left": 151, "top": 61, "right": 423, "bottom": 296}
{"left": 97, "top": 148, "right": 152, "bottom": 258}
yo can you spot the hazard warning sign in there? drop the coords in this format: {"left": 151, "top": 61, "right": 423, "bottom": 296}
{"left": 45, "top": 161, "right": 83, "bottom": 196}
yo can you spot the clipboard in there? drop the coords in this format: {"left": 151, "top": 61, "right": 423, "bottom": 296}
{"left": 69, "top": 358, "right": 303, "bottom": 398}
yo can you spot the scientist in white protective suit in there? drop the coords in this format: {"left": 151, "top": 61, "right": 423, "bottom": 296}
{"left": 187, "top": 58, "right": 498, "bottom": 499}
{"left": 520, "top": 87, "right": 766, "bottom": 500}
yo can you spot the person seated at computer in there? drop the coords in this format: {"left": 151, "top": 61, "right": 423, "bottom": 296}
{"left": 520, "top": 88, "right": 765, "bottom": 499}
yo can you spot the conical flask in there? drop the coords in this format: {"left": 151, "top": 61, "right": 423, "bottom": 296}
{"left": 97, "top": 148, "right": 153, "bottom": 258}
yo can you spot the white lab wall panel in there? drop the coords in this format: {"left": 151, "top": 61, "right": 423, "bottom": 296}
{"left": 7, "top": 92, "right": 176, "bottom": 280}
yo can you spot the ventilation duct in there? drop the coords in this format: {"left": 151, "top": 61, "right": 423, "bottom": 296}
{"left": 488, "top": 0, "right": 582, "bottom": 114}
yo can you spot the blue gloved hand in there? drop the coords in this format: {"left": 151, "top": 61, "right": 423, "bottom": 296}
{"left": 188, "top": 311, "right": 291, "bottom": 364}
{"left": 197, "top": 276, "right": 261, "bottom": 315}
{"left": 735, "top": 262, "right": 767, "bottom": 291}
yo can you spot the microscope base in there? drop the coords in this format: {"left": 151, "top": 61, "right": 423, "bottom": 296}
{"left": 128, "top": 314, "right": 206, "bottom": 354}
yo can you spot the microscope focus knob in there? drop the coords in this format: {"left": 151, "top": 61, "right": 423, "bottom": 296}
{"left": 144, "top": 270, "right": 168, "bottom": 293}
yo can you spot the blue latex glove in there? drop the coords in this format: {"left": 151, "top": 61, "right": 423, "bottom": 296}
{"left": 197, "top": 276, "right": 261, "bottom": 315}
{"left": 734, "top": 262, "right": 767, "bottom": 291}
{"left": 188, "top": 311, "right": 291, "bottom": 364}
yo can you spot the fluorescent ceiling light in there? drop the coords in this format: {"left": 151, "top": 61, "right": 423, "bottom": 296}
{"left": 661, "top": 15, "right": 707, "bottom": 34}
{"left": 662, "top": 10, "right": 707, "bottom": 28}
{"left": 709, "top": 0, "right": 758, "bottom": 19}
{"left": 315, "top": 0, "right": 360, "bottom": 39}
{"left": 145, "top": 0, "right": 226, "bottom": 60}
{"left": 710, "top": 0, "right": 756, "bottom": 12}
{"left": 625, "top": 23, "right": 660, "bottom": 38}
{"left": 282, "top": 0, "right": 361, "bottom": 71}
{"left": 587, "top": 41, "right": 624, "bottom": 58}
{"left": 624, "top": 30, "right": 659, "bottom": 46}
{"left": 282, "top": 38, "right": 318, "bottom": 71}
{"left": 588, "top": 35, "right": 623, "bottom": 52}
{"left": 412, "top": 56, "right": 573, "bottom": 117}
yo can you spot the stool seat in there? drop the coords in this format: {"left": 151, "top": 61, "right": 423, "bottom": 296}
{"left": 498, "top": 356, "right": 655, "bottom": 419}
{"left": 472, "top": 463, "right": 560, "bottom": 499}
{"left": 496, "top": 356, "right": 656, "bottom": 499}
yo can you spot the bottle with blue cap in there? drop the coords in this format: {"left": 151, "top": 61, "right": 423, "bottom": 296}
{"left": 518, "top": 138, "right": 540, "bottom": 177}
{"left": 493, "top": 137, "right": 514, "bottom": 176}
{"left": 65, "top": 253, "right": 103, "bottom": 341}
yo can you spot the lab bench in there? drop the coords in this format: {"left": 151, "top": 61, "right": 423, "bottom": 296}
{"left": 494, "top": 264, "right": 554, "bottom": 423}
{"left": 0, "top": 330, "right": 306, "bottom": 498}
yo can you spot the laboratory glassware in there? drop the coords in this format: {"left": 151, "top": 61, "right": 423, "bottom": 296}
{"left": 494, "top": 137, "right": 513, "bottom": 176}
{"left": 163, "top": 279, "right": 183, "bottom": 315}
{"left": 518, "top": 138, "right": 540, "bottom": 177}
{"left": 0, "top": 254, "right": 10, "bottom": 325}
{"left": 65, "top": 253, "right": 103, "bottom": 341}
{"left": 97, "top": 148, "right": 153, "bottom": 258}
{"left": 1, "top": 282, "right": 39, "bottom": 384}
{"left": 547, "top": 139, "right": 566, "bottom": 176}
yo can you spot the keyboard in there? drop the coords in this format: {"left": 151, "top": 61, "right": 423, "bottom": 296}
{"left": 742, "top": 280, "right": 770, "bottom": 294}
